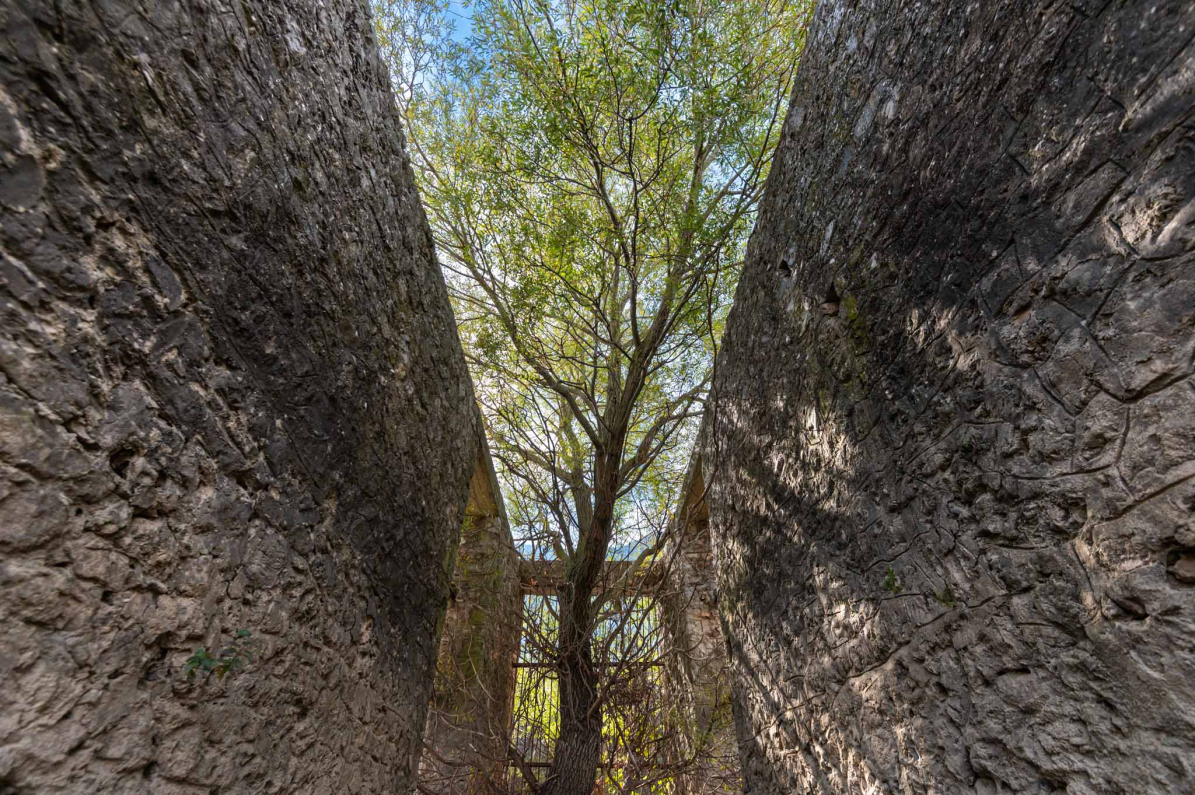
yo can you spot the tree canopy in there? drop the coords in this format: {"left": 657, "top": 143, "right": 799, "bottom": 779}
{"left": 374, "top": 0, "right": 812, "bottom": 790}
{"left": 382, "top": 0, "right": 808, "bottom": 560}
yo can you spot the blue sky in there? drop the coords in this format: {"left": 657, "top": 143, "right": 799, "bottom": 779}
{"left": 446, "top": 0, "right": 474, "bottom": 44}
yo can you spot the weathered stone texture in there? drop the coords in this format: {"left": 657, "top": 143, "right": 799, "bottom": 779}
{"left": 0, "top": 1, "right": 476, "bottom": 792}
{"left": 659, "top": 458, "right": 739, "bottom": 794}
{"left": 705, "top": 1, "right": 1195, "bottom": 793}
{"left": 422, "top": 435, "right": 522, "bottom": 794}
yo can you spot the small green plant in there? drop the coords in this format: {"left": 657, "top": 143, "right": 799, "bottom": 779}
{"left": 933, "top": 586, "right": 958, "bottom": 608}
{"left": 185, "top": 629, "right": 257, "bottom": 681}
{"left": 883, "top": 567, "right": 902, "bottom": 594}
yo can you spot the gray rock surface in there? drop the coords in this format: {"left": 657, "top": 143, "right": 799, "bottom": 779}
{"left": 0, "top": 0, "right": 476, "bottom": 792}
{"left": 703, "top": 1, "right": 1195, "bottom": 793}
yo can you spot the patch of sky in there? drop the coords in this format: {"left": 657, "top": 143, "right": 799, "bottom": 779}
{"left": 446, "top": 0, "right": 474, "bottom": 45}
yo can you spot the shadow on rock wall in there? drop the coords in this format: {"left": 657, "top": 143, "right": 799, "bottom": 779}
{"left": 0, "top": 1, "right": 476, "bottom": 792}
{"left": 702, "top": 1, "right": 1195, "bottom": 793}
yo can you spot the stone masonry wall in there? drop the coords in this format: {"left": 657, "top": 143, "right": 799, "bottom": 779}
{"left": 422, "top": 432, "right": 522, "bottom": 794}
{"left": 0, "top": 1, "right": 477, "bottom": 792}
{"left": 659, "top": 457, "right": 739, "bottom": 794}
{"left": 705, "top": 1, "right": 1195, "bottom": 793}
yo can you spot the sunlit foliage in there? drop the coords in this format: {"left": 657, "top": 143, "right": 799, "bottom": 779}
{"left": 374, "top": 0, "right": 813, "bottom": 789}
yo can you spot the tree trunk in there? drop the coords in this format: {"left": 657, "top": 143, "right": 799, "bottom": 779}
{"left": 540, "top": 452, "right": 623, "bottom": 795}
{"left": 704, "top": 1, "right": 1195, "bottom": 794}
{"left": 539, "top": 603, "right": 603, "bottom": 795}
{"left": 0, "top": 1, "right": 477, "bottom": 793}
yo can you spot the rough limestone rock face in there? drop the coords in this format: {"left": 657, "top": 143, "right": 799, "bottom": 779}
{"left": 0, "top": 1, "right": 476, "bottom": 792}
{"left": 705, "top": 1, "right": 1195, "bottom": 793}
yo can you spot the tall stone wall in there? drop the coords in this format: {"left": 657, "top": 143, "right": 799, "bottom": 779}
{"left": 705, "top": 1, "right": 1195, "bottom": 793}
{"left": 658, "top": 457, "right": 739, "bottom": 794}
{"left": 422, "top": 433, "right": 522, "bottom": 794}
{"left": 0, "top": 1, "right": 477, "bottom": 793}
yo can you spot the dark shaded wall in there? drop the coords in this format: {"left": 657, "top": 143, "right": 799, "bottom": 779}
{"left": 704, "top": 1, "right": 1195, "bottom": 793}
{"left": 0, "top": 1, "right": 477, "bottom": 792}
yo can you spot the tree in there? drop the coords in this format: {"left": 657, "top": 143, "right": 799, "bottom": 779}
{"left": 375, "top": 1, "right": 812, "bottom": 792}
